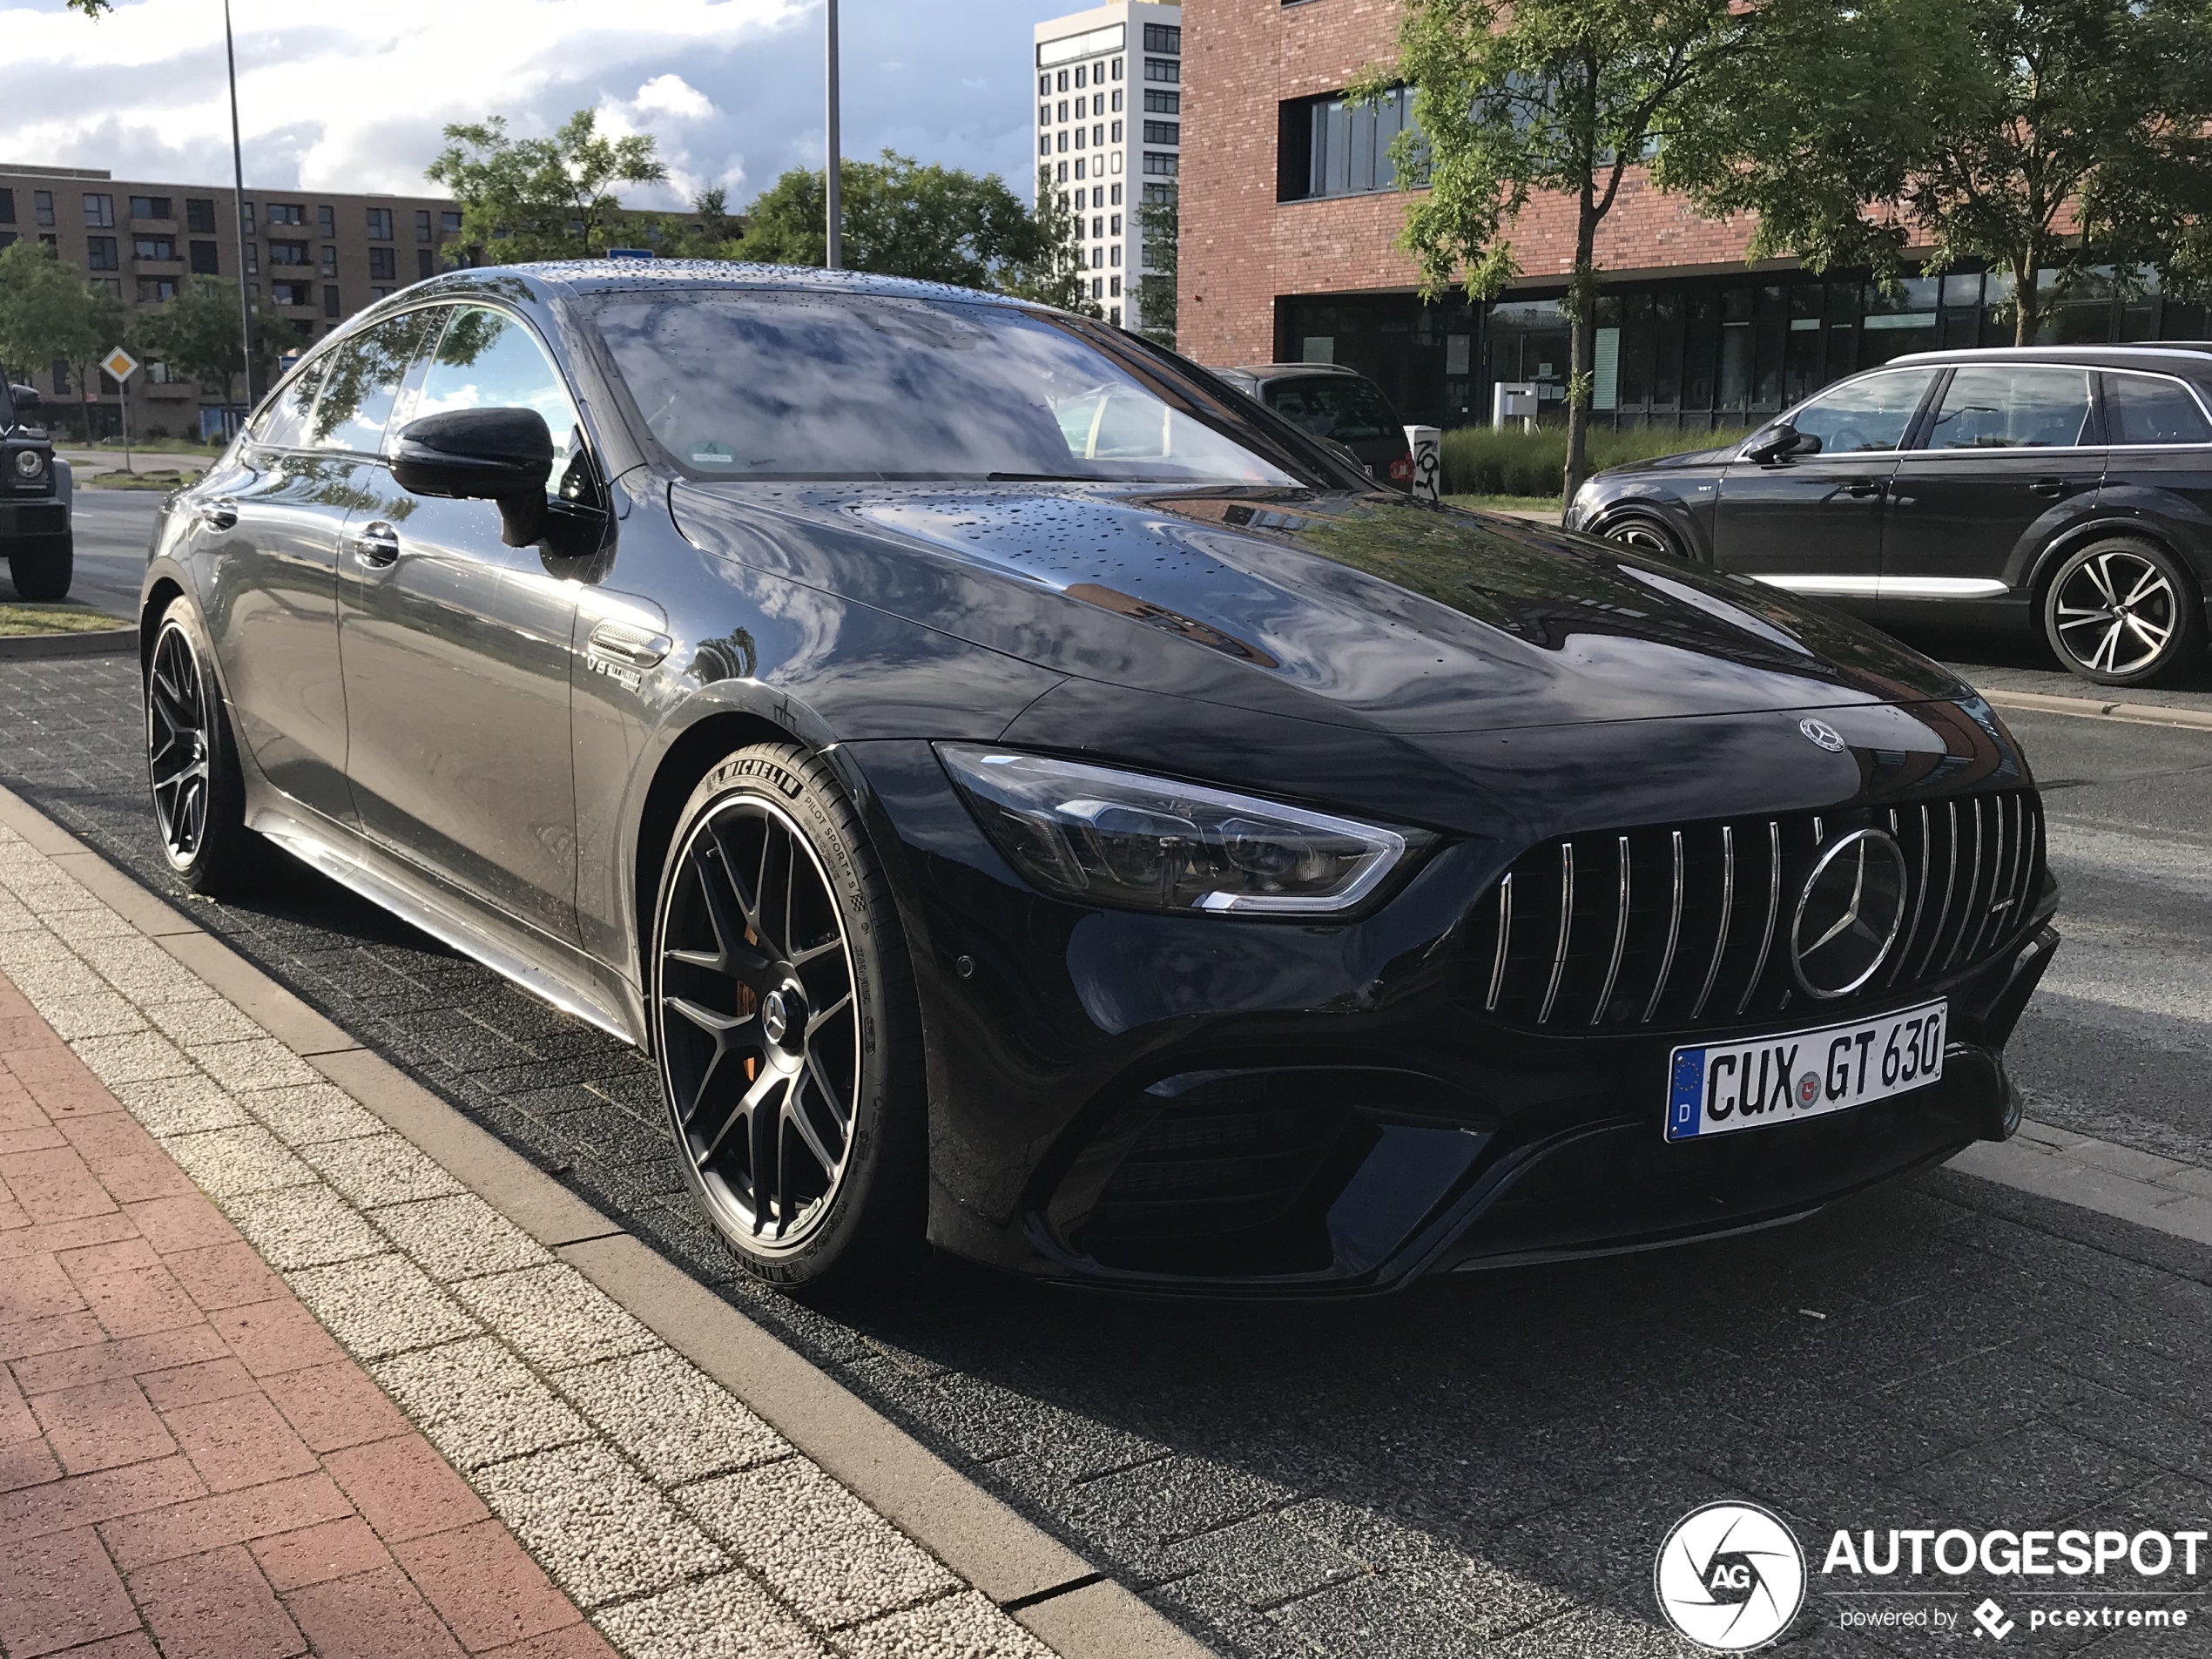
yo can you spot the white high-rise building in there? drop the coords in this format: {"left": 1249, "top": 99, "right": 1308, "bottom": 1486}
{"left": 1030, "top": 1, "right": 1180, "bottom": 334}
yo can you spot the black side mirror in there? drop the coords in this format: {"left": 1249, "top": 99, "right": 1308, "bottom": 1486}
{"left": 1742, "top": 421, "right": 1800, "bottom": 463}
{"left": 392, "top": 408, "right": 554, "bottom": 547}
{"left": 10, "top": 384, "right": 43, "bottom": 415}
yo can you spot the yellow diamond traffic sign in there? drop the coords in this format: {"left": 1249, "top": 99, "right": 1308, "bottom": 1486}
{"left": 101, "top": 347, "right": 139, "bottom": 383}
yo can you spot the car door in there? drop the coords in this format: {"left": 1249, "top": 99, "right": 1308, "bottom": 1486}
{"left": 337, "top": 303, "right": 587, "bottom": 944}
{"left": 1882, "top": 362, "right": 2104, "bottom": 613}
{"left": 190, "top": 354, "right": 362, "bottom": 825}
{"left": 1711, "top": 367, "right": 1939, "bottom": 607}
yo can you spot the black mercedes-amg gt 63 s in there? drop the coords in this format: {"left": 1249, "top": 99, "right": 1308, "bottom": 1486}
{"left": 140, "top": 264, "right": 2058, "bottom": 1296}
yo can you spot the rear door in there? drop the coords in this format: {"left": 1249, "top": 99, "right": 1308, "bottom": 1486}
{"left": 1262, "top": 374, "right": 1411, "bottom": 482}
{"left": 1881, "top": 362, "right": 2104, "bottom": 615}
{"left": 1711, "top": 367, "right": 1939, "bottom": 605}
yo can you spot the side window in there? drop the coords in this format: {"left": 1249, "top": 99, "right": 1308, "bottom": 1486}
{"left": 413, "top": 307, "right": 585, "bottom": 499}
{"left": 246, "top": 357, "right": 330, "bottom": 450}
{"left": 306, "top": 310, "right": 442, "bottom": 454}
{"left": 2103, "top": 374, "right": 2212, "bottom": 446}
{"left": 1785, "top": 369, "right": 1938, "bottom": 455}
{"left": 1925, "top": 365, "right": 2094, "bottom": 449}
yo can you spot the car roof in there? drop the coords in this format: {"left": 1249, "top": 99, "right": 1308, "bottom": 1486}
{"left": 379, "top": 259, "right": 1045, "bottom": 314}
{"left": 1219, "top": 363, "right": 1366, "bottom": 383}
{"left": 1885, "top": 343, "right": 2212, "bottom": 371}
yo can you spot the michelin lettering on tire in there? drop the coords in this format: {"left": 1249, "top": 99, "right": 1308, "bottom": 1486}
{"left": 1654, "top": 1501, "right": 1806, "bottom": 1650}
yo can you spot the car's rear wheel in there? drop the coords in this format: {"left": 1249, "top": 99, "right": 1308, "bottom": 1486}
{"left": 145, "top": 598, "right": 253, "bottom": 893}
{"left": 651, "top": 743, "right": 925, "bottom": 1295}
{"left": 2043, "top": 538, "right": 2207, "bottom": 686}
{"left": 1600, "top": 513, "right": 1685, "bottom": 561}
{"left": 7, "top": 534, "right": 72, "bottom": 602}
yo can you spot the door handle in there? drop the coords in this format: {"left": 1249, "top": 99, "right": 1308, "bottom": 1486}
{"left": 586, "top": 618, "right": 672, "bottom": 669}
{"left": 1842, "top": 479, "right": 1884, "bottom": 498}
{"left": 350, "top": 521, "right": 400, "bottom": 567}
{"left": 2028, "top": 478, "right": 2072, "bottom": 498}
{"left": 196, "top": 497, "right": 238, "bottom": 531}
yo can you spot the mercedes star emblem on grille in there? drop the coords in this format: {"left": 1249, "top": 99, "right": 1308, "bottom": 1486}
{"left": 1791, "top": 829, "right": 1909, "bottom": 999}
{"left": 1797, "top": 718, "right": 1846, "bottom": 752}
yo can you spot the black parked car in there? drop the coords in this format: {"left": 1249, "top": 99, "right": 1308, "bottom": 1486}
{"left": 1567, "top": 345, "right": 2212, "bottom": 685}
{"left": 1, "top": 370, "right": 72, "bottom": 601}
{"left": 142, "top": 265, "right": 2055, "bottom": 1297}
{"left": 1210, "top": 362, "right": 1417, "bottom": 489}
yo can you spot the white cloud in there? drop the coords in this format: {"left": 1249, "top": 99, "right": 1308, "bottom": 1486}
{"left": 0, "top": 0, "right": 1061, "bottom": 211}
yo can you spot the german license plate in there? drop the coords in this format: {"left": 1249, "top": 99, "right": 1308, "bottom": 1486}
{"left": 1664, "top": 1000, "right": 1946, "bottom": 1142}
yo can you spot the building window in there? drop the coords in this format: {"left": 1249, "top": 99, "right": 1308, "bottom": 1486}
{"left": 33, "top": 191, "right": 55, "bottom": 227}
{"left": 84, "top": 192, "right": 115, "bottom": 227}
{"left": 1074, "top": 65, "right": 1086, "bottom": 88}
{"left": 1111, "top": 120, "right": 1124, "bottom": 143}
{"left": 245, "top": 242, "right": 259, "bottom": 274}
{"left": 1110, "top": 276, "right": 1122, "bottom": 297}
{"left": 416, "top": 209, "right": 433, "bottom": 242}
{"left": 315, "top": 244, "right": 334, "bottom": 275}
{"left": 1280, "top": 87, "right": 1422, "bottom": 200}
{"left": 0, "top": 189, "right": 12, "bottom": 225}
{"left": 92, "top": 277, "right": 120, "bottom": 298}
{"left": 185, "top": 198, "right": 217, "bottom": 233}
{"left": 1109, "top": 244, "right": 1121, "bottom": 267}
{"left": 190, "top": 241, "right": 219, "bottom": 275}
{"left": 1037, "top": 73, "right": 1049, "bottom": 95}
{"left": 240, "top": 201, "right": 255, "bottom": 233}
{"left": 133, "top": 236, "right": 176, "bottom": 260}
{"left": 1144, "top": 121, "right": 1179, "bottom": 145}
{"left": 85, "top": 236, "right": 118, "bottom": 271}
{"left": 367, "top": 207, "right": 395, "bottom": 240}
{"left": 271, "top": 279, "right": 312, "bottom": 307}
{"left": 267, "top": 203, "right": 306, "bottom": 226}
{"left": 442, "top": 212, "right": 463, "bottom": 234}
{"left": 417, "top": 248, "right": 435, "bottom": 280}
{"left": 323, "top": 284, "right": 341, "bottom": 318}
{"left": 370, "top": 286, "right": 393, "bottom": 300}
{"left": 269, "top": 240, "right": 310, "bottom": 266}
{"left": 0, "top": 232, "right": 17, "bottom": 250}
{"left": 1143, "top": 23, "right": 1181, "bottom": 52}
{"left": 136, "top": 277, "right": 179, "bottom": 302}
{"left": 1110, "top": 213, "right": 1122, "bottom": 235}
{"left": 1110, "top": 152, "right": 1123, "bottom": 175}
{"left": 1110, "top": 305, "right": 1121, "bottom": 326}
{"left": 1092, "top": 276, "right": 1103, "bottom": 299}
{"left": 1144, "top": 57, "right": 1178, "bottom": 84}
{"left": 1145, "top": 90, "right": 1178, "bottom": 115}
{"left": 1093, "top": 123, "right": 1106, "bottom": 146}
{"left": 1038, "top": 104, "right": 1049, "bottom": 127}
{"left": 1111, "top": 56, "right": 1123, "bottom": 80}
{"left": 1056, "top": 70, "right": 1069, "bottom": 91}
{"left": 1090, "top": 215, "right": 1103, "bottom": 238}
{"left": 1112, "top": 89, "right": 1124, "bottom": 112}
{"left": 317, "top": 205, "right": 335, "bottom": 237}
{"left": 1143, "top": 182, "right": 1173, "bottom": 206}
{"left": 1143, "top": 152, "right": 1177, "bottom": 177}
{"left": 368, "top": 246, "right": 396, "bottom": 280}
{"left": 1039, "top": 134, "right": 1051, "bottom": 157}
{"left": 1056, "top": 161, "right": 1069, "bottom": 183}
{"left": 129, "top": 195, "right": 172, "bottom": 220}
{"left": 1093, "top": 186, "right": 1104, "bottom": 207}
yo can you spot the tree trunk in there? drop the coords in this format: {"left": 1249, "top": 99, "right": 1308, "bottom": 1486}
{"left": 1561, "top": 209, "right": 1600, "bottom": 511}
{"left": 2013, "top": 241, "right": 2041, "bottom": 347}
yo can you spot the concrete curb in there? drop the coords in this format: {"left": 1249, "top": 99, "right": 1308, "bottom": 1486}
{"left": 0, "top": 626, "right": 137, "bottom": 659}
{"left": 0, "top": 778, "right": 1217, "bottom": 1659}
{"left": 1983, "top": 686, "right": 2212, "bottom": 732}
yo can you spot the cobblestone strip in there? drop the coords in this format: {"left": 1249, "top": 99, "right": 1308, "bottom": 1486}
{"left": 0, "top": 823, "right": 1056, "bottom": 1659}
{"left": 1953, "top": 1119, "right": 2212, "bottom": 1247}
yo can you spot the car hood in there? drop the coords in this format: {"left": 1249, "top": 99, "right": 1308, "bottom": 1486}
{"left": 670, "top": 482, "right": 1967, "bottom": 737}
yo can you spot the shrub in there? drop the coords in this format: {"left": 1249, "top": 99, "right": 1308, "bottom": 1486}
{"left": 1440, "top": 423, "right": 1755, "bottom": 499}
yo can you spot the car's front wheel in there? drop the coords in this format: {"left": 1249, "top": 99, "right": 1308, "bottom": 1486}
{"left": 651, "top": 742, "right": 926, "bottom": 1294}
{"left": 145, "top": 598, "right": 253, "bottom": 893}
{"left": 1600, "top": 513, "right": 1686, "bottom": 561}
{"left": 2043, "top": 538, "right": 2208, "bottom": 686}
{"left": 7, "top": 533, "right": 72, "bottom": 602}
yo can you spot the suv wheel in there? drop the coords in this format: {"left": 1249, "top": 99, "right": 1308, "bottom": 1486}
{"left": 145, "top": 598, "right": 254, "bottom": 893}
{"left": 8, "top": 534, "right": 72, "bottom": 603}
{"left": 2043, "top": 538, "right": 2208, "bottom": 685}
{"left": 1601, "top": 514, "right": 1685, "bottom": 560}
{"left": 651, "top": 743, "right": 926, "bottom": 1295}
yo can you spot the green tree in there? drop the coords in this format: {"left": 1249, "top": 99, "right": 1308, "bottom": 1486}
{"left": 132, "top": 277, "right": 301, "bottom": 405}
{"left": 1671, "top": 0, "right": 2212, "bottom": 343}
{"left": 999, "top": 167, "right": 1103, "bottom": 316}
{"left": 1135, "top": 182, "right": 1177, "bottom": 348}
{"left": 426, "top": 111, "right": 669, "bottom": 263}
{"left": 0, "top": 240, "right": 124, "bottom": 430}
{"left": 645, "top": 187, "right": 745, "bottom": 260}
{"left": 734, "top": 151, "right": 1055, "bottom": 293}
{"left": 1354, "top": 0, "right": 1760, "bottom": 500}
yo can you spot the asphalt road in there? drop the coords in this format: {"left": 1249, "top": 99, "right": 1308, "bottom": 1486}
{"left": 3, "top": 636, "right": 2211, "bottom": 1653}
{"left": 1, "top": 483, "right": 165, "bottom": 618}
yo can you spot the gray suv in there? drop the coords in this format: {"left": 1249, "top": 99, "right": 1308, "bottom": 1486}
{"left": 0, "top": 370, "right": 72, "bottom": 601}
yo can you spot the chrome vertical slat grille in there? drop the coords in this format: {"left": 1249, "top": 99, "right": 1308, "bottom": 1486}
{"left": 1470, "top": 788, "right": 2045, "bottom": 1033}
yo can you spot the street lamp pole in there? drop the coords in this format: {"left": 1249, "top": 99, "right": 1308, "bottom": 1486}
{"left": 824, "top": 0, "right": 840, "bottom": 270}
{"left": 223, "top": 0, "right": 255, "bottom": 426}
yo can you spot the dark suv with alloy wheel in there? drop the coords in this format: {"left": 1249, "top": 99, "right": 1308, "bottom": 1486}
{"left": 1, "top": 370, "right": 72, "bottom": 601}
{"left": 1566, "top": 346, "right": 2212, "bottom": 685}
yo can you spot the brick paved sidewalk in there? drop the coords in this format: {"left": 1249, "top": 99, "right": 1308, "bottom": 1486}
{"left": 0, "top": 968, "right": 613, "bottom": 1659}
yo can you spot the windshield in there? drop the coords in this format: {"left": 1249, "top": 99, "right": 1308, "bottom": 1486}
{"left": 1264, "top": 374, "right": 1398, "bottom": 444}
{"left": 590, "top": 289, "right": 1332, "bottom": 486}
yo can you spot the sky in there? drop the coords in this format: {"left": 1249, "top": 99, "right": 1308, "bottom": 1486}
{"left": 0, "top": 0, "right": 1067, "bottom": 210}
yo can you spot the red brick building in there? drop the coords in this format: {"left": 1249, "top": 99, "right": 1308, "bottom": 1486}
{"left": 1180, "top": 0, "right": 2208, "bottom": 431}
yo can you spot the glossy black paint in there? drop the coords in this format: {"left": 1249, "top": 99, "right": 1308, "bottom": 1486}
{"left": 1568, "top": 344, "right": 2212, "bottom": 643}
{"left": 144, "top": 264, "right": 2058, "bottom": 1294}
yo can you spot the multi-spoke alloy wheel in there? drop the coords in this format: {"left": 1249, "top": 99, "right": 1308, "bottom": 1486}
{"left": 2044, "top": 539, "right": 2205, "bottom": 686}
{"left": 144, "top": 600, "right": 250, "bottom": 892}
{"left": 651, "top": 745, "right": 924, "bottom": 1290}
{"left": 1603, "top": 516, "right": 1685, "bottom": 560}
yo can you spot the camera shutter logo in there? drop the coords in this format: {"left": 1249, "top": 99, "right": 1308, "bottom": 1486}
{"left": 1791, "top": 829, "right": 1908, "bottom": 1000}
{"left": 1654, "top": 1501, "right": 1806, "bottom": 1650}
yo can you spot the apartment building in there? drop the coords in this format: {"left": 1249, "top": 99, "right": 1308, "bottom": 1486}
{"left": 1180, "top": 0, "right": 2212, "bottom": 430}
{"left": 1032, "top": 1, "right": 1181, "bottom": 334}
{"left": 0, "top": 165, "right": 469, "bottom": 438}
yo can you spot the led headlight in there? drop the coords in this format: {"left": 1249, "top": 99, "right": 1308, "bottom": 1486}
{"left": 11, "top": 449, "right": 44, "bottom": 480}
{"left": 938, "top": 745, "right": 1431, "bottom": 916}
